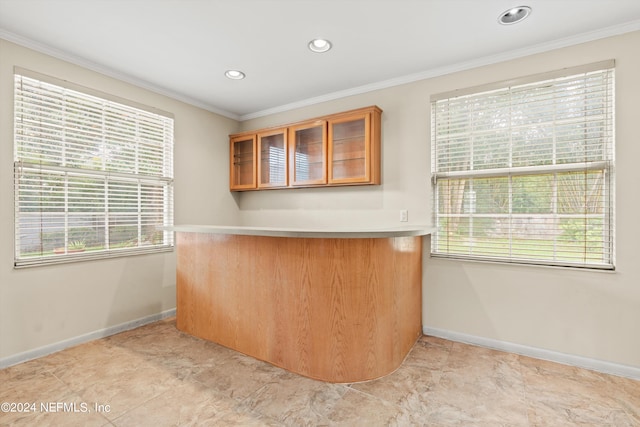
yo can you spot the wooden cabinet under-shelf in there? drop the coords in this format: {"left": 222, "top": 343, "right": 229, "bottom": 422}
{"left": 229, "top": 105, "right": 381, "bottom": 191}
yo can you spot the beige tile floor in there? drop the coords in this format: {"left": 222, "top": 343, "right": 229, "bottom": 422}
{"left": 1, "top": 318, "right": 638, "bottom": 426}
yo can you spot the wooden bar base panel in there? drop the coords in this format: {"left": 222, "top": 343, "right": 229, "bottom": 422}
{"left": 176, "top": 232, "right": 423, "bottom": 383}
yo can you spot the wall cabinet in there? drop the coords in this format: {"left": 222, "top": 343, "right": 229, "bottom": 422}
{"left": 229, "top": 134, "right": 256, "bottom": 190}
{"left": 257, "top": 128, "right": 288, "bottom": 188}
{"left": 328, "top": 109, "right": 380, "bottom": 185}
{"left": 289, "top": 120, "right": 327, "bottom": 186}
{"left": 229, "top": 105, "right": 381, "bottom": 191}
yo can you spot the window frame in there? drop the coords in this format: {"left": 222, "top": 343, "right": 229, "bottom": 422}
{"left": 13, "top": 68, "right": 175, "bottom": 268}
{"left": 430, "top": 61, "right": 615, "bottom": 270}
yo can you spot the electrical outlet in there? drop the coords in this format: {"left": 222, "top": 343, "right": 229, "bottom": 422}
{"left": 400, "top": 210, "right": 408, "bottom": 222}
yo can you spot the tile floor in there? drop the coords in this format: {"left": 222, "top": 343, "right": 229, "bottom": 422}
{"left": 1, "top": 318, "right": 638, "bottom": 426}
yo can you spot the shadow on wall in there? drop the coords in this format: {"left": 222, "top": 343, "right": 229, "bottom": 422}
{"left": 232, "top": 184, "right": 384, "bottom": 210}
{"left": 423, "top": 258, "right": 499, "bottom": 339}
{"left": 104, "top": 253, "right": 175, "bottom": 330}
{"left": 232, "top": 185, "right": 387, "bottom": 228}
{"left": 0, "top": 250, "right": 175, "bottom": 366}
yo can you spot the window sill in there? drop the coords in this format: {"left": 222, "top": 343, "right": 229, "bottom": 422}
{"left": 14, "top": 246, "right": 174, "bottom": 269}
{"left": 429, "top": 253, "right": 616, "bottom": 273}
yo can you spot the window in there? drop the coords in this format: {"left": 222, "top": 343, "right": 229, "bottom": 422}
{"left": 14, "top": 68, "right": 174, "bottom": 267}
{"left": 431, "top": 61, "right": 614, "bottom": 269}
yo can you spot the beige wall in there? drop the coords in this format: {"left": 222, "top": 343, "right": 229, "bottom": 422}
{"left": 2, "top": 30, "right": 639, "bottom": 371}
{"left": 0, "top": 40, "right": 240, "bottom": 360}
{"left": 238, "top": 31, "right": 640, "bottom": 369}
{"left": 235, "top": 87, "right": 432, "bottom": 228}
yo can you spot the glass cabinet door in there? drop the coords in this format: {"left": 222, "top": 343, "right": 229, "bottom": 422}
{"left": 289, "top": 121, "right": 327, "bottom": 186}
{"left": 328, "top": 113, "right": 370, "bottom": 183}
{"left": 230, "top": 135, "right": 256, "bottom": 190}
{"left": 257, "top": 129, "right": 287, "bottom": 188}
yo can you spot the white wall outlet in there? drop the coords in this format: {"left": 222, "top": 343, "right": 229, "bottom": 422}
{"left": 400, "top": 209, "right": 408, "bottom": 222}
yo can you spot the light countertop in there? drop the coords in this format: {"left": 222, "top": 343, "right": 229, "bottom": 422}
{"left": 168, "top": 225, "right": 433, "bottom": 239}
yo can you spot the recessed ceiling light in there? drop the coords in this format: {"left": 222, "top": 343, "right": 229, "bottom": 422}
{"left": 308, "top": 38, "right": 332, "bottom": 53}
{"left": 225, "top": 70, "right": 246, "bottom": 80}
{"left": 498, "top": 6, "right": 531, "bottom": 25}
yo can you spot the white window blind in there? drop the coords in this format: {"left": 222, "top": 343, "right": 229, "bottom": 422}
{"left": 14, "top": 69, "right": 174, "bottom": 267}
{"left": 431, "top": 62, "right": 614, "bottom": 269}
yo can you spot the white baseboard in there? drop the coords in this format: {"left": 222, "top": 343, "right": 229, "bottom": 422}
{"left": 424, "top": 326, "right": 640, "bottom": 381}
{"left": 0, "top": 308, "right": 176, "bottom": 369}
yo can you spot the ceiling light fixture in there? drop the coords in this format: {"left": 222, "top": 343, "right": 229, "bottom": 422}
{"left": 308, "top": 38, "right": 332, "bottom": 53}
{"left": 225, "top": 70, "right": 246, "bottom": 80}
{"left": 498, "top": 6, "right": 531, "bottom": 25}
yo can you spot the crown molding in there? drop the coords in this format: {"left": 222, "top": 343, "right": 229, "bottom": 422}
{"left": 3, "top": 18, "right": 639, "bottom": 124}
{"left": 0, "top": 29, "right": 240, "bottom": 121}
{"left": 240, "top": 19, "right": 640, "bottom": 121}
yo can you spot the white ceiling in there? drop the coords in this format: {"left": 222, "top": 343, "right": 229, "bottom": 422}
{"left": 1, "top": 0, "right": 640, "bottom": 120}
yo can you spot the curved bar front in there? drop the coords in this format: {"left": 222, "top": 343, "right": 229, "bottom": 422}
{"left": 173, "top": 226, "right": 430, "bottom": 383}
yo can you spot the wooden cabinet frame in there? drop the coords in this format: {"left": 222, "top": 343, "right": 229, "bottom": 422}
{"left": 229, "top": 105, "right": 381, "bottom": 191}
{"left": 289, "top": 120, "right": 327, "bottom": 187}
{"left": 229, "top": 134, "right": 257, "bottom": 190}
{"left": 327, "top": 110, "right": 380, "bottom": 185}
{"left": 257, "top": 128, "right": 288, "bottom": 188}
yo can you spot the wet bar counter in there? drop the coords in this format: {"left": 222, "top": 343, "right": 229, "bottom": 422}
{"left": 171, "top": 225, "right": 431, "bottom": 383}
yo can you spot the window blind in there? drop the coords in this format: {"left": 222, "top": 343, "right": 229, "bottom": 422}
{"left": 14, "top": 70, "right": 174, "bottom": 267}
{"left": 431, "top": 62, "right": 614, "bottom": 269}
